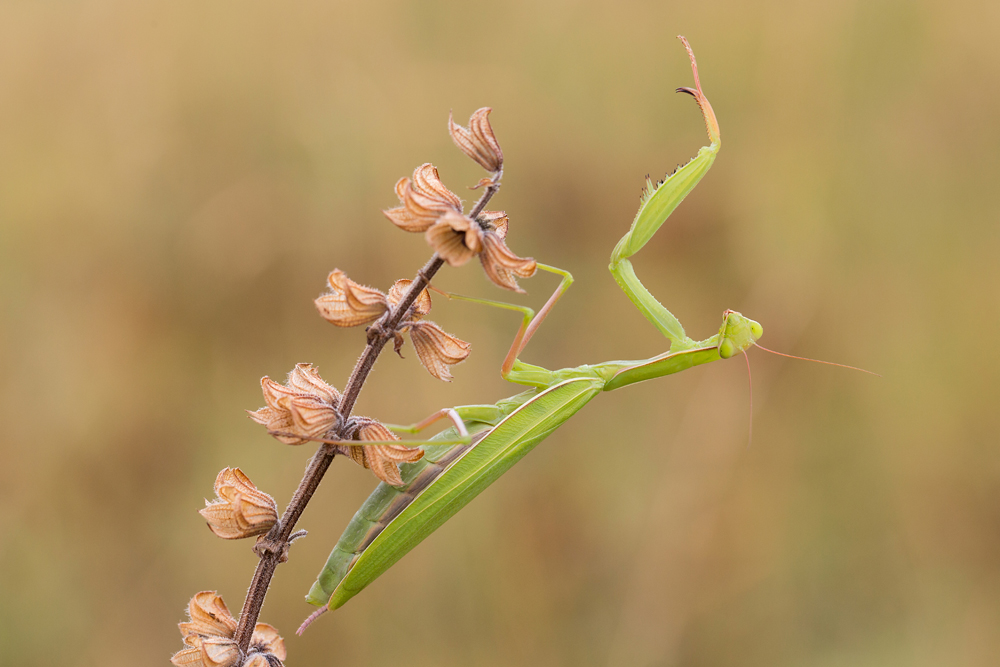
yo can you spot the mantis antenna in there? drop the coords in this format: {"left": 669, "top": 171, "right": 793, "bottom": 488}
{"left": 753, "top": 343, "right": 881, "bottom": 377}
{"left": 740, "top": 344, "right": 879, "bottom": 448}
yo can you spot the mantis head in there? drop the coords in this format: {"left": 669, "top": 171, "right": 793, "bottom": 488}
{"left": 717, "top": 309, "right": 763, "bottom": 359}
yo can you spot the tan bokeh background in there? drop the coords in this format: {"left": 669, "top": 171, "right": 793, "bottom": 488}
{"left": 2, "top": 1, "right": 998, "bottom": 665}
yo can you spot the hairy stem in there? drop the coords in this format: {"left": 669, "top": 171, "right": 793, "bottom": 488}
{"left": 233, "top": 177, "right": 501, "bottom": 652}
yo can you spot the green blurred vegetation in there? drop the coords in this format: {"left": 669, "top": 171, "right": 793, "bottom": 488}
{"left": 2, "top": 0, "right": 998, "bottom": 665}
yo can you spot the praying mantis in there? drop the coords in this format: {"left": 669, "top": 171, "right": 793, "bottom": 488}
{"left": 299, "top": 37, "right": 763, "bottom": 630}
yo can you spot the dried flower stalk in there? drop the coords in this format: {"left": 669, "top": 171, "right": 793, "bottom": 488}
{"left": 193, "top": 104, "right": 511, "bottom": 660}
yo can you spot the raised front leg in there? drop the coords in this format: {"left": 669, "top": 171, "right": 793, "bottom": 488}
{"left": 608, "top": 36, "right": 721, "bottom": 350}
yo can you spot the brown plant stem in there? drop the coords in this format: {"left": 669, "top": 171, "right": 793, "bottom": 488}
{"left": 232, "top": 176, "right": 501, "bottom": 653}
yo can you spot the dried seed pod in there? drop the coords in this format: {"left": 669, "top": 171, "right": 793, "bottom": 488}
{"left": 426, "top": 210, "right": 482, "bottom": 266}
{"left": 173, "top": 592, "right": 242, "bottom": 667}
{"left": 250, "top": 623, "right": 287, "bottom": 661}
{"left": 449, "top": 107, "right": 504, "bottom": 173}
{"left": 386, "top": 279, "right": 431, "bottom": 318}
{"left": 383, "top": 163, "right": 462, "bottom": 232}
{"left": 409, "top": 321, "right": 471, "bottom": 382}
{"left": 315, "top": 269, "right": 390, "bottom": 327}
{"left": 425, "top": 208, "right": 534, "bottom": 292}
{"left": 178, "top": 591, "right": 238, "bottom": 640}
{"left": 248, "top": 365, "right": 341, "bottom": 444}
{"left": 170, "top": 645, "right": 207, "bottom": 667}
{"left": 173, "top": 592, "right": 286, "bottom": 667}
{"left": 382, "top": 178, "right": 425, "bottom": 231}
{"left": 346, "top": 417, "right": 424, "bottom": 486}
{"left": 241, "top": 623, "right": 287, "bottom": 665}
{"left": 386, "top": 279, "right": 470, "bottom": 382}
{"left": 198, "top": 637, "right": 242, "bottom": 667}
{"left": 479, "top": 231, "right": 537, "bottom": 293}
{"left": 200, "top": 468, "right": 278, "bottom": 540}
{"left": 318, "top": 271, "right": 466, "bottom": 383}
{"left": 286, "top": 363, "right": 340, "bottom": 404}
{"left": 411, "top": 162, "right": 462, "bottom": 209}
{"left": 478, "top": 210, "right": 509, "bottom": 239}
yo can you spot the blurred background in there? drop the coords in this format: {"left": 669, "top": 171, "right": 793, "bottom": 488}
{"left": 2, "top": 0, "right": 998, "bottom": 665}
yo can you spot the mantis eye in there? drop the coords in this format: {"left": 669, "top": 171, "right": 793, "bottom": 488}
{"left": 719, "top": 338, "right": 735, "bottom": 359}
{"left": 750, "top": 320, "right": 763, "bottom": 340}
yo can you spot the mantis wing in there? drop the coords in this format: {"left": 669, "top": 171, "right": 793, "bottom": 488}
{"left": 306, "top": 378, "right": 603, "bottom": 611}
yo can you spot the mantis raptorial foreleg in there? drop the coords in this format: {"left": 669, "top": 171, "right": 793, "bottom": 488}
{"left": 445, "top": 41, "right": 727, "bottom": 363}
{"left": 608, "top": 36, "right": 721, "bottom": 351}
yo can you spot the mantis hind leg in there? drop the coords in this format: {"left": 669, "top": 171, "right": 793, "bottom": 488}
{"left": 385, "top": 404, "right": 508, "bottom": 432}
{"left": 268, "top": 407, "right": 494, "bottom": 449}
{"left": 511, "top": 263, "right": 573, "bottom": 372}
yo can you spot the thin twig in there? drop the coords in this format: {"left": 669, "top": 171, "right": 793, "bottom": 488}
{"left": 232, "top": 177, "right": 501, "bottom": 652}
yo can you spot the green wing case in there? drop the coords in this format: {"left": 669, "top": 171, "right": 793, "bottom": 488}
{"left": 306, "top": 378, "right": 603, "bottom": 610}
{"left": 304, "top": 429, "right": 484, "bottom": 606}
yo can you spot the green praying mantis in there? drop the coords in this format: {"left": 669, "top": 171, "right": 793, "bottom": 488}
{"left": 297, "top": 37, "right": 764, "bottom": 631}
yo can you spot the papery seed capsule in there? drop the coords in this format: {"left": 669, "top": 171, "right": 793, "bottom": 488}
{"left": 425, "top": 211, "right": 482, "bottom": 267}
{"left": 409, "top": 321, "right": 471, "bottom": 382}
{"left": 200, "top": 468, "right": 278, "bottom": 540}
{"left": 173, "top": 592, "right": 243, "bottom": 667}
{"left": 344, "top": 417, "right": 424, "bottom": 486}
{"left": 384, "top": 163, "right": 463, "bottom": 232}
{"left": 178, "top": 591, "right": 238, "bottom": 639}
{"left": 449, "top": 108, "right": 503, "bottom": 173}
{"left": 248, "top": 366, "right": 341, "bottom": 445}
{"left": 250, "top": 623, "right": 287, "bottom": 661}
{"left": 478, "top": 232, "right": 536, "bottom": 293}
{"left": 315, "top": 270, "right": 389, "bottom": 327}
{"left": 200, "top": 637, "right": 242, "bottom": 667}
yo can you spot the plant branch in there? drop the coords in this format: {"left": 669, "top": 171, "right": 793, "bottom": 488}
{"left": 232, "top": 176, "right": 502, "bottom": 652}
